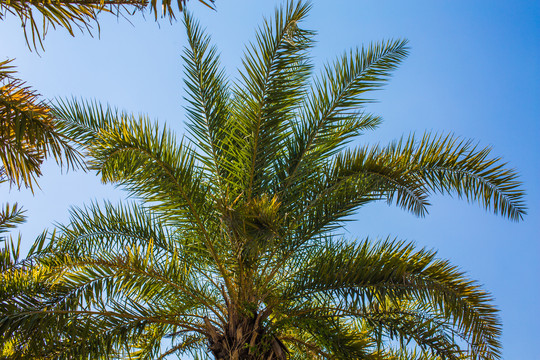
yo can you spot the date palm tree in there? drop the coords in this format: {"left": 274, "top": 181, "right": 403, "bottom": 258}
{"left": 0, "top": 1, "right": 526, "bottom": 359}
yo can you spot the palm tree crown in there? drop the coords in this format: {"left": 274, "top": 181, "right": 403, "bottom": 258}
{"left": 1, "top": 1, "right": 526, "bottom": 359}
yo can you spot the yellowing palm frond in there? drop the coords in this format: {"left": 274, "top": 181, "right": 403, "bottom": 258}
{"left": 0, "top": 60, "right": 82, "bottom": 190}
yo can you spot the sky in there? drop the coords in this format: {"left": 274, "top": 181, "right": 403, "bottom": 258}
{"left": 1, "top": 0, "right": 539, "bottom": 358}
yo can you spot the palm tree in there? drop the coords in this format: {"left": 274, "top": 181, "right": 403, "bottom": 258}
{"left": 1, "top": 1, "right": 526, "bottom": 359}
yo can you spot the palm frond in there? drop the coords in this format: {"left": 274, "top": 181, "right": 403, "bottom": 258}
{"left": 53, "top": 201, "right": 178, "bottom": 256}
{"left": 279, "top": 314, "right": 374, "bottom": 359}
{"left": 182, "top": 10, "right": 231, "bottom": 193}
{"left": 54, "top": 98, "right": 238, "bottom": 307}
{"left": 282, "top": 238, "right": 501, "bottom": 359}
{"left": 335, "top": 133, "right": 526, "bottom": 220}
{"left": 0, "top": 0, "right": 215, "bottom": 51}
{"left": 0, "top": 203, "right": 26, "bottom": 235}
{"left": 89, "top": 115, "right": 210, "bottom": 226}
{"left": 1, "top": 217, "right": 221, "bottom": 359}
{"left": 0, "top": 61, "right": 82, "bottom": 190}
{"left": 51, "top": 97, "right": 120, "bottom": 150}
{"left": 280, "top": 39, "right": 408, "bottom": 200}
{"left": 324, "top": 145, "right": 431, "bottom": 217}
{"left": 0, "top": 203, "right": 26, "bottom": 271}
{"left": 233, "top": 0, "right": 314, "bottom": 198}
{"left": 46, "top": 202, "right": 224, "bottom": 314}
{"left": 155, "top": 0, "right": 215, "bottom": 21}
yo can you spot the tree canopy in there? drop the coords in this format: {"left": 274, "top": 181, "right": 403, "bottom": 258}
{"left": 0, "top": 1, "right": 526, "bottom": 359}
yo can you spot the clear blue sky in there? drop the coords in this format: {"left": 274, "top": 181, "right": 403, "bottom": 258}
{"left": 2, "top": 0, "right": 539, "bottom": 358}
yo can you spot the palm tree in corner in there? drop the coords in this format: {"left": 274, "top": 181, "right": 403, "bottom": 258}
{"left": 1, "top": 1, "right": 525, "bottom": 359}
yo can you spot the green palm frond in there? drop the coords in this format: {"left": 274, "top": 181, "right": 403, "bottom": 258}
{"left": 48, "top": 202, "right": 223, "bottom": 312}
{"left": 50, "top": 201, "right": 194, "bottom": 266}
{"left": 0, "top": 228, "right": 54, "bottom": 359}
{"left": 281, "top": 239, "right": 501, "bottom": 359}
{"left": 232, "top": 0, "right": 314, "bottom": 199}
{"left": 331, "top": 133, "right": 525, "bottom": 219}
{"left": 280, "top": 314, "right": 374, "bottom": 359}
{"left": 182, "top": 10, "right": 232, "bottom": 193}
{"left": 0, "top": 203, "right": 26, "bottom": 235}
{"left": 283, "top": 40, "right": 408, "bottom": 190}
{"left": 381, "top": 347, "right": 461, "bottom": 360}
{"left": 54, "top": 100, "right": 235, "bottom": 295}
{"left": 87, "top": 117, "right": 222, "bottom": 270}
{"left": 0, "top": 203, "right": 26, "bottom": 270}
{"left": 51, "top": 97, "right": 121, "bottom": 149}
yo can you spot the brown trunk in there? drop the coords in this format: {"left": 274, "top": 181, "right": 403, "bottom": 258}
{"left": 204, "top": 309, "right": 288, "bottom": 360}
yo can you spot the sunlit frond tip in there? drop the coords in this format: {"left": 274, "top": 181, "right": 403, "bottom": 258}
{"left": 389, "top": 133, "right": 527, "bottom": 221}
